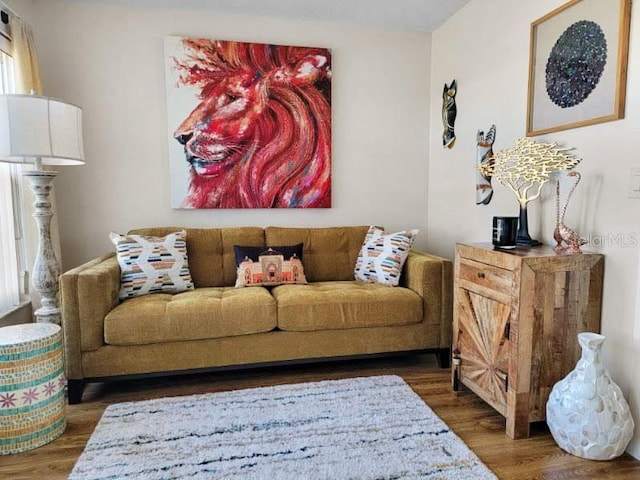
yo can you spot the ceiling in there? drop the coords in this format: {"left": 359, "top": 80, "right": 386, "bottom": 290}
{"left": 92, "top": 0, "right": 472, "bottom": 32}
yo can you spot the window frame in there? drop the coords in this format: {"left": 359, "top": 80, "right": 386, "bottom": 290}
{"left": 0, "top": 48, "right": 30, "bottom": 317}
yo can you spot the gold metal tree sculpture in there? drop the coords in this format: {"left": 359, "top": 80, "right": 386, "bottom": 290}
{"left": 480, "top": 137, "right": 580, "bottom": 246}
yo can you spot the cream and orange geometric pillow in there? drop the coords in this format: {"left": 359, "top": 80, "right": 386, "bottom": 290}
{"left": 109, "top": 229, "right": 194, "bottom": 300}
{"left": 354, "top": 226, "right": 418, "bottom": 287}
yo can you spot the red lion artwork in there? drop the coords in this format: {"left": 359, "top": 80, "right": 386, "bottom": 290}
{"left": 172, "top": 38, "right": 331, "bottom": 208}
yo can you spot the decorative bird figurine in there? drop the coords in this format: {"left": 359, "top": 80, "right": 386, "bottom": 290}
{"left": 553, "top": 170, "right": 586, "bottom": 254}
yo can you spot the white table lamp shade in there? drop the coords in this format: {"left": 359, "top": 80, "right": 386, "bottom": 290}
{"left": 0, "top": 94, "right": 85, "bottom": 165}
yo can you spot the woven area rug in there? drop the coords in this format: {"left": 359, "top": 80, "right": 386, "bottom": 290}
{"left": 70, "top": 375, "right": 496, "bottom": 479}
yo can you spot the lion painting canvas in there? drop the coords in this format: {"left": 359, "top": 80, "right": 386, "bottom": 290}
{"left": 164, "top": 36, "right": 332, "bottom": 209}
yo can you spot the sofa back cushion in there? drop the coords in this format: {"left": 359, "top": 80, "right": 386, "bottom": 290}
{"left": 265, "top": 226, "right": 369, "bottom": 282}
{"left": 128, "top": 226, "right": 368, "bottom": 285}
{"left": 128, "top": 227, "right": 264, "bottom": 287}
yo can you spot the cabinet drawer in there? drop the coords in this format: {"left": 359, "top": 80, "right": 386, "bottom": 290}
{"left": 458, "top": 258, "right": 513, "bottom": 304}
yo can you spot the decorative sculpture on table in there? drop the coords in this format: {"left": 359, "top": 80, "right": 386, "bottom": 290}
{"left": 476, "top": 124, "right": 496, "bottom": 205}
{"left": 553, "top": 170, "right": 586, "bottom": 254}
{"left": 479, "top": 137, "right": 580, "bottom": 246}
{"left": 546, "top": 333, "right": 634, "bottom": 460}
{"left": 442, "top": 79, "right": 457, "bottom": 148}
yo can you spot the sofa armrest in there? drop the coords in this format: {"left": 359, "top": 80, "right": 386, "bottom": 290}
{"left": 401, "top": 250, "right": 453, "bottom": 349}
{"left": 60, "top": 253, "right": 120, "bottom": 378}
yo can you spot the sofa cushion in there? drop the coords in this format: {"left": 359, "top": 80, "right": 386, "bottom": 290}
{"left": 109, "top": 230, "right": 195, "bottom": 300}
{"left": 354, "top": 226, "right": 418, "bottom": 286}
{"left": 128, "top": 227, "right": 265, "bottom": 287}
{"left": 234, "top": 244, "right": 307, "bottom": 287}
{"left": 265, "top": 226, "right": 369, "bottom": 282}
{"left": 104, "top": 287, "right": 276, "bottom": 345}
{"left": 272, "top": 281, "right": 422, "bottom": 332}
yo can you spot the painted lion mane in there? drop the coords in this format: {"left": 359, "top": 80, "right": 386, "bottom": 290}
{"left": 173, "top": 39, "right": 332, "bottom": 208}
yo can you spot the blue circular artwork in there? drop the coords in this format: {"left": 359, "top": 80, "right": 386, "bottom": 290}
{"left": 545, "top": 20, "right": 607, "bottom": 108}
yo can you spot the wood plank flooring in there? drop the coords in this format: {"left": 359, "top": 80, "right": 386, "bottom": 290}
{"left": 1, "top": 353, "right": 639, "bottom": 479}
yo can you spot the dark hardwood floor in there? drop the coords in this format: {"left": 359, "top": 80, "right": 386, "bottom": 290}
{"left": 1, "top": 353, "right": 639, "bottom": 479}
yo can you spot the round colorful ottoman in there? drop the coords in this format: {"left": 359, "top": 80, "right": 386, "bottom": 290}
{"left": 0, "top": 323, "right": 66, "bottom": 455}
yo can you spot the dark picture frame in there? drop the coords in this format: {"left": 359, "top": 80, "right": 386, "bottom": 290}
{"left": 526, "top": 0, "right": 631, "bottom": 136}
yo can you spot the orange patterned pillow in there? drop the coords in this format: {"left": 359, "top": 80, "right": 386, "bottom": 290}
{"left": 109, "top": 230, "right": 194, "bottom": 299}
{"left": 354, "top": 226, "right": 418, "bottom": 286}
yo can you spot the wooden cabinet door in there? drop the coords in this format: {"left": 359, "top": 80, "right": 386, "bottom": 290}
{"left": 457, "top": 288, "right": 511, "bottom": 415}
{"left": 455, "top": 260, "right": 512, "bottom": 416}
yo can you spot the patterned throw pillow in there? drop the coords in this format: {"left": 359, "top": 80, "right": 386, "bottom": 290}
{"left": 235, "top": 244, "right": 307, "bottom": 287}
{"left": 109, "top": 230, "right": 194, "bottom": 300}
{"left": 354, "top": 226, "right": 418, "bottom": 287}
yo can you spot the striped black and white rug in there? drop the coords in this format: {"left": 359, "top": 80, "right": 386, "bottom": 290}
{"left": 70, "top": 375, "right": 496, "bottom": 479}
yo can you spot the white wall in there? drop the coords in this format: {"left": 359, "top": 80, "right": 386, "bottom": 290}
{"left": 429, "top": 0, "right": 640, "bottom": 457}
{"left": 31, "top": 0, "right": 431, "bottom": 270}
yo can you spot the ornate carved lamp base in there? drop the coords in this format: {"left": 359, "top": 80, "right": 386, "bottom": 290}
{"left": 23, "top": 169, "right": 61, "bottom": 325}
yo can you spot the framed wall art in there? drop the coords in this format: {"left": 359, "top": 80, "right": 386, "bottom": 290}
{"left": 526, "top": 0, "right": 631, "bottom": 136}
{"left": 164, "top": 36, "right": 332, "bottom": 209}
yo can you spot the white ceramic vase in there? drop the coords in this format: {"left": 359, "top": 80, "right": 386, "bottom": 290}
{"left": 546, "top": 332, "right": 634, "bottom": 460}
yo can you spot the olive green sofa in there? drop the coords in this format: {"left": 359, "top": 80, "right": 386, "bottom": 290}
{"left": 60, "top": 226, "right": 452, "bottom": 403}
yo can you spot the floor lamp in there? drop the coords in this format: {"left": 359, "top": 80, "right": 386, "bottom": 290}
{"left": 0, "top": 94, "right": 85, "bottom": 324}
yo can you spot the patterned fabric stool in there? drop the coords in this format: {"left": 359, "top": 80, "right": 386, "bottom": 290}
{"left": 0, "top": 323, "right": 66, "bottom": 455}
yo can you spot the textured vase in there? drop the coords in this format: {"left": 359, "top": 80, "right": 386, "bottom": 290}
{"left": 546, "top": 332, "right": 634, "bottom": 460}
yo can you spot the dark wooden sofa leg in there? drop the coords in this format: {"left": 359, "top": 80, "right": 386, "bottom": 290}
{"left": 436, "top": 348, "right": 451, "bottom": 369}
{"left": 67, "top": 379, "right": 85, "bottom": 404}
